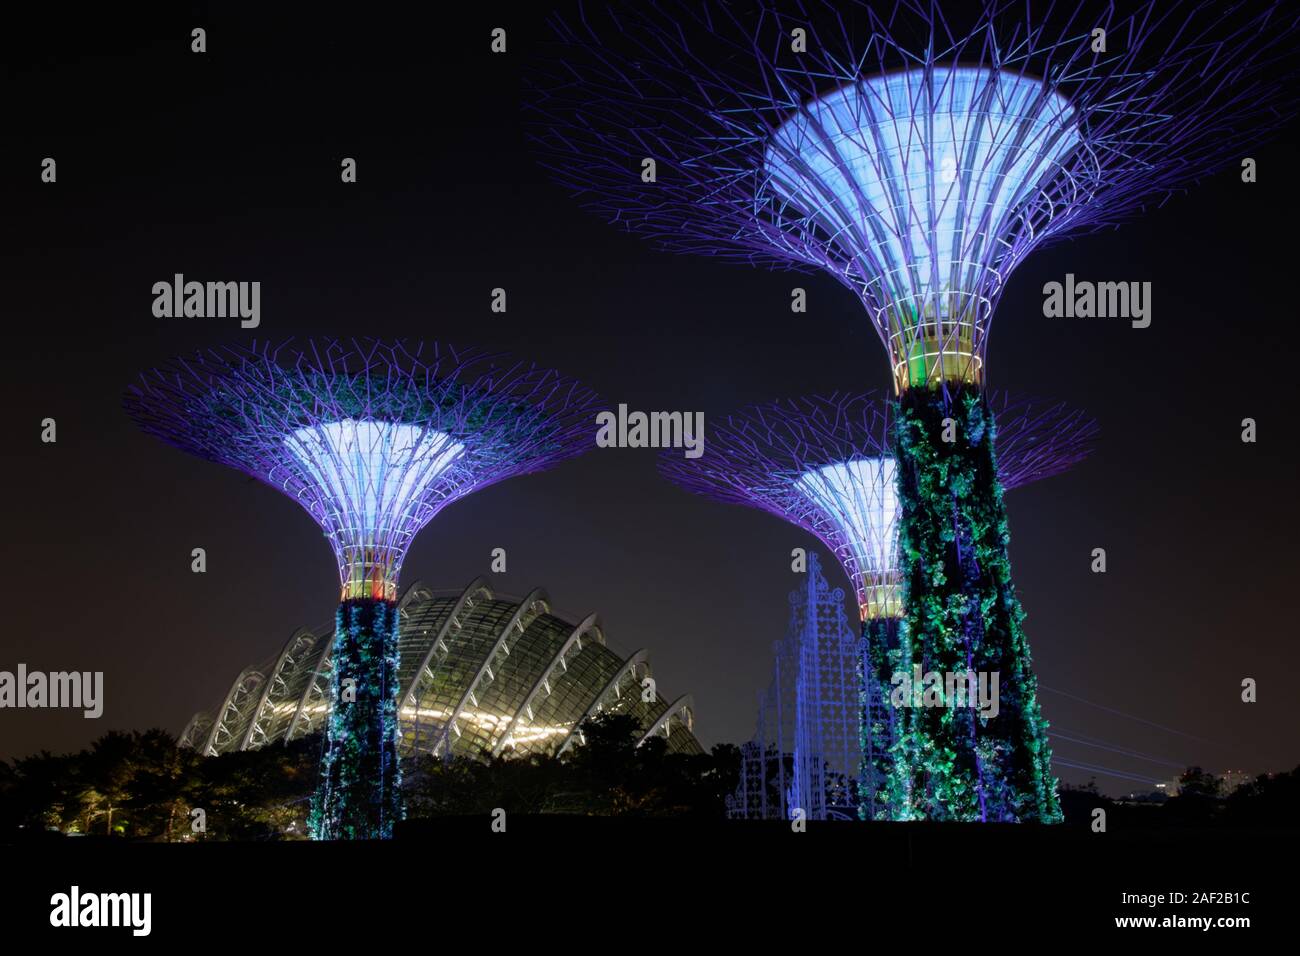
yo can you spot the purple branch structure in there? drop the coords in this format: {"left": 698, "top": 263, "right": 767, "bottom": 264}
{"left": 533, "top": 0, "right": 1293, "bottom": 821}
{"left": 659, "top": 392, "right": 1096, "bottom": 621}
{"left": 530, "top": 0, "right": 1297, "bottom": 388}
{"left": 660, "top": 390, "right": 1097, "bottom": 819}
{"left": 125, "top": 339, "right": 600, "bottom": 839}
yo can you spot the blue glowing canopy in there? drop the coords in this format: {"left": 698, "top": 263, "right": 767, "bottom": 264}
{"left": 765, "top": 67, "right": 1079, "bottom": 386}
{"left": 796, "top": 457, "right": 900, "bottom": 618}
{"left": 283, "top": 419, "right": 465, "bottom": 600}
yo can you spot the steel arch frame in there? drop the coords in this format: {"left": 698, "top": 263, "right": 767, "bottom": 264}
{"left": 434, "top": 588, "right": 551, "bottom": 757}
{"left": 402, "top": 577, "right": 495, "bottom": 753}
{"left": 637, "top": 694, "right": 696, "bottom": 748}
{"left": 202, "top": 667, "right": 267, "bottom": 756}
{"left": 557, "top": 648, "right": 652, "bottom": 756}
{"left": 491, "top": 611, "right": 604, "bottom": 757}
{"left": 240, "top": 628, "right": 320, "bottom": 751}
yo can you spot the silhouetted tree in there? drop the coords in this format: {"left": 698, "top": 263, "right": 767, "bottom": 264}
{"left": 1225, "top": 766, "right": 1300, "bottom": 828}
{"left": 1161, "top": 766, "right": 1224, "bottom": 826}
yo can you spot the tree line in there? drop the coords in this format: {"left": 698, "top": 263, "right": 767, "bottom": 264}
{"left": 0, "top": 715, "right": 742, "bottom": 841}
{"left": 3, "top": 719, "right": 1295, "bottom": 840}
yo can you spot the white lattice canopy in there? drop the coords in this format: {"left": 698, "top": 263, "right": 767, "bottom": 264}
{"left": 658, "top": 391, "right": 1097, "bottom": 624}
{"left": 125, "top": 340, "right": 602, "bottom": 604}
{"left": 282, "top": 420, "right": 466, "bottom": 601}
{"left": 796, "top": 458, "right": 901, "bottom": 620}
{"left": 765, "top": 66, "right": 1080, "bottom": 389}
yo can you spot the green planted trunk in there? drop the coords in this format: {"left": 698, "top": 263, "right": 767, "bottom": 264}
{"left": 892, "top": 386, "right": 1060, "bottom": 823}
{"left": 858, "top": 615, "right": 912, "bottom": 820}
{"left": 309, "top": 597, "right": 403, "bottom": 839}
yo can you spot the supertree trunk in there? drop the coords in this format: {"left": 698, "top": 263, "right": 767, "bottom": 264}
{"left": 892, "top": 386, "right": 1060, "bottom": 822}
{"left": 310, "top": 598, "right": 403, "bottom": 839}
{"left": 125, "top": 339, "right": 602, "bottom": 841}
{"left": 858, "top": 616, "right": 912, "bottom": 820}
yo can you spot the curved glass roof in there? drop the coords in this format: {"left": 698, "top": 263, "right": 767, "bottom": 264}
{"left": 182, "top": 580, "right": 703, "bottom": 761}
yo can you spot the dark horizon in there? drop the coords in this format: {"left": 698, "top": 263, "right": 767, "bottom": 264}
{"left": 4, "top": 3, "right": 1297, "bottom": 797}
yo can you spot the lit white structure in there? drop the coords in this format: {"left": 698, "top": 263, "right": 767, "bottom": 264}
{"left": 766, "top": 67, "right": 1080, "bottom": 387}
{"left": 796, "top": 457, "right": 900, "bottom": 619}
{"left": 179, "top": 579, "right": 704, "bottom": 761}
{"left": 283, "top": 420, "right": 465, "bottom": 600}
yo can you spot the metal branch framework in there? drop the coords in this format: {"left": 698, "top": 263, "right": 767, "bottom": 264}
{"left": 659, "top": 390, "right": 1097, "bottom": 619}
{"left": 529, "top": 0, "right": 1299, "bottom": 388}
{"left": 127, "top": 339, "right": 601, "bottom": 838}
{"left": 124, "top": 339, "right": 602, "bottom": 601}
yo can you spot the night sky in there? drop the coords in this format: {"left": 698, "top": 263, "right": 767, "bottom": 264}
{"left": 4, "top": 3, "right": 1297, "bottom": 795}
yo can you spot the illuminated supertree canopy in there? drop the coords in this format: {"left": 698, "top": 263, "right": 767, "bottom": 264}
{"left": 659, "top": 391, "right": 1097, "bottom": 819}
{"left": 125, "top": 339, "right": 600, "bottom": 839}
{"left": 533, "top": 0, "right": 1294, "bottom": 823}
{"left": 530, "top": 0, "right": 1299, "bottom": 389}
{"left": 660, "top": 392, "right": 1095, "bottom": 620}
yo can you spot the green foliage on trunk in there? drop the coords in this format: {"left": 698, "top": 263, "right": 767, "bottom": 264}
{"left": 892, "top": 386, "right": 1061, "bottom": 822}
{"left": 310, "top": 598, "right": 403, "bottom": 839}
{"left": 859, "top": 617, "right": 913, "bottom": 819}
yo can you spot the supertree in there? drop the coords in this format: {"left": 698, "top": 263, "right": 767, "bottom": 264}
{"left": 125, "top": 339, "right": 600, "bottom": 839}
{"left": 659, "top": 392, "right": 1097, "bottom": 821}
{"left": 529, "top": 0, "right": 1297, "bottom": 820}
